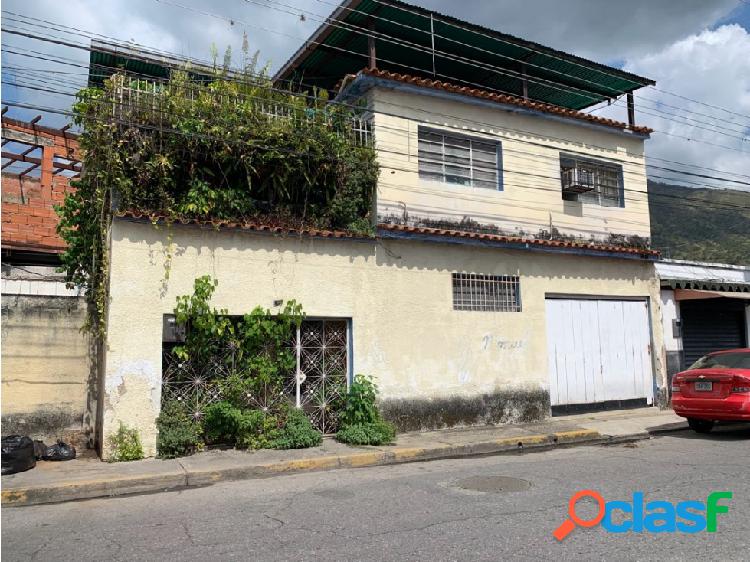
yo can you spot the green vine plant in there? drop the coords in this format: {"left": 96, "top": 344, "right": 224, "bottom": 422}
{"left": 158, "top": 275, "right": 325, "bottom": 457}
{"left": 56, "top": 48, "right": 379, "bottom": 336}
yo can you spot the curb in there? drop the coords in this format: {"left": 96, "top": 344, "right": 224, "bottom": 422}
{"left": 2, "top": 428, "right": 604, "bottom": 507}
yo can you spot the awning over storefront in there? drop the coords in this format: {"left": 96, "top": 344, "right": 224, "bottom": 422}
{"left": 675, "top": 289, "right": 750, "bottom": 301}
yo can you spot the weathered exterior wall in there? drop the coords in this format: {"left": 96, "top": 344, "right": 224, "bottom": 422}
{"left": 1, "top": 267, "right": 93, "bottom": 447}
{"left": 103, "top": 218, "right": 666, "bottom": 458}
{"left": 370, "top": 86, "right": 651, "bottom": 241}
{"left": 656, "top": 259, "right": 750, "bottom": 385}
{"left": 659, "top": 289, "right": 683, "bottom": 381}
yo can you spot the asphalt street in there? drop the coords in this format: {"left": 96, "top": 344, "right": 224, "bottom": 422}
{"left": 2, "top": 425, "right": 749, "bottom": 561}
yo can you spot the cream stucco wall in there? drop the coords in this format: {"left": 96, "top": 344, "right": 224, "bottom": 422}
{"left": 103, "top": 218, "right": 665, "bottom": 458}
{"left": 1, "top": 293, "right": 93, "bottom": 447}
{"left": 369, "top": 86, "right": 651, "bottom": 241}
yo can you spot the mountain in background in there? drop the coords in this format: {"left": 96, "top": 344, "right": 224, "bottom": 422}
{"left": 648, "top": 180, "right": 750, "bottom": 265}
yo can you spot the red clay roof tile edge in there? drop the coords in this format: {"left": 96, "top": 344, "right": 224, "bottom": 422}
{"left": 113, "top": 212, "right": 657, "bottom": 257}
{"left": 359, "top": 68, "right": 654, "bottom": 135}
{"left": 377, "top": 223, "right": 659, "bottom": 257}
{"left": 114, "top": 210, "right": 370, "bottom": 239}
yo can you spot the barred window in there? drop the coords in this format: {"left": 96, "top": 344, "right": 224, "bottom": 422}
{"left": 452, "top": 273, "right": 521, "bottom": 312}
{"left": 418, "top": 127, "right": 501, "bottom": 190}
{"left": 560, "top": 155, "right": 623, "bottom": 207}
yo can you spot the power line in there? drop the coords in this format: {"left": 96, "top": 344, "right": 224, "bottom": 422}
{"left": 5, "top": 63, "right": 747, "bottom": 189}
{"left": 4, "top": 51, "right": 749, "bottom": 188}
{"left": 6, "top": 4, "right": 748, "bottom": 143}
{"left": 3, "top": 95, "right": 748, "bottom": 220}
{"left": 4, "top": 11, "right": 749, "bottom": 154}
{"left": 228, "top": 1, "right": 750, "bottom": 137}
{"left": 297, "top": 0, "right": 750, "bottom": 130}
{"left": 357, "top": 0, "right": 750, "bottom": 122}
{"left": 3, "top": 38, "right": 749, "bottom": 184}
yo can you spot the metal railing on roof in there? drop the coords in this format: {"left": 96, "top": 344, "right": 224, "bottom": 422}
{"left": 105, "top": 73, "right": 373, "bottom": 146}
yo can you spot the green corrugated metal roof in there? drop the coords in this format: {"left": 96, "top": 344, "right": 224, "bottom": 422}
{"left": 87, "top": 40, "right": 230, "bottom": 87}
{"left": 274, "top": 0, "right": 655, "bottom": 110}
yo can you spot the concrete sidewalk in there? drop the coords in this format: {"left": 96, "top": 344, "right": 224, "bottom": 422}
{"left": 1, "top": 408, "right": 686, "bottom": 507}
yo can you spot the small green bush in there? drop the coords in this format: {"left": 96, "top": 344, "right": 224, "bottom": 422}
{"left": 202, "top": 401, "right": 323, "bottom": 450}
{"left": 236, "top": 409, "right": 280, "bottom": 450}
{"left": 202, "top": 400, "right": 281, "bottom": 450}
{"left": 336, "top": 374, "right": 396, "bottom": 446}
{"left": 335, "top": 420, "right": 396, "bottom": 446}
{"left": 156, "top": 401, "right": 202, "bottom": 459}
{"left": 108, "top": 422, "right": 144, "bottom": 462}
{"left": 271, "top": 408, "right": 322, "bottom": 449}
{"left": 203, "top": 401, "right": 244, "bottom": 443}
{"left": 339, "top": 374, "right": 380, "bottom": 426}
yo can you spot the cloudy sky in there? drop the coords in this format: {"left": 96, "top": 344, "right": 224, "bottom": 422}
{"left": 2, "top": 0, "right": 749, "bottom": 185}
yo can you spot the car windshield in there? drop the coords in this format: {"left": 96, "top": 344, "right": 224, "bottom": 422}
{"left": 689, "top": 352, "right": 750, "bottom": 370}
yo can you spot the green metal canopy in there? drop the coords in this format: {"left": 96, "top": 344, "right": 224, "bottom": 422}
{"left": 87, "top": 40, "right": 232, "bottom": 87}
{"left": 274, "top": 0, "right": 655, "bottom": 110}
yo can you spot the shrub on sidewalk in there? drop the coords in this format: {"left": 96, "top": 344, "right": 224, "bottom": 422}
{"left": 156, "top": 401, "right": 202, "bottom": 459}
{"left": 235, "top": 409, "right": 281, "bottom": 450}
{"left": 203, "top": 401, "right": 245, "bottom": 444}
{"left": 270, "top": 407, "right": 322, "bottom": 449}
{"left": 335, "top": 374, "right": 396, "bottom": 446}
{"left": 202, "top": 400, "right": 322, "bottom": 450}
{"left": 336, "top": 420, "right": 396, "bottom": 446}
{"left": 108, "top": 422, "right": 144, "bottom": 462}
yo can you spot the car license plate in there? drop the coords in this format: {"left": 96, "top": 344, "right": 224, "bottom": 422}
{"left": 695, "top": 381, "right": 713, "bottom": 392}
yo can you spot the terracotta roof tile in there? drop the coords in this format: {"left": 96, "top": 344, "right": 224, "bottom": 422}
{"left": 114, "top": 212, "right": 658, "bottom": 258}
{"left": 114, "top": 210, "right": 369, "bottom": 240}
{"left": 377, "top": 223, "right": 659, "bottom": 258}
{"left": 358, "top": 68, "right": 653, "bottom": 135}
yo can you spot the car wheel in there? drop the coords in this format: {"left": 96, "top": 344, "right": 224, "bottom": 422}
{"left": 687, "top": 418, "right": 714, "bottom": 433}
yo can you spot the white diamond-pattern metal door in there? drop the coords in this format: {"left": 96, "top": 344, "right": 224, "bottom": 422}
{"left": 294, "top": 320, "right": 349, "bottom": 433}
{"left": 161, "top": 345, "right": 227, "bottom": 421}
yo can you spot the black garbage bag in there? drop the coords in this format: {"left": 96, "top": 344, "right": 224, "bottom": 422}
{"left": 33, "top": 440, "right": 48, "bottom": 460}
{"left": 1, "top": 435, "right": 37, "bottom": 475}
{"left": 43, "top": 440, "right": 76, "bottom": 461}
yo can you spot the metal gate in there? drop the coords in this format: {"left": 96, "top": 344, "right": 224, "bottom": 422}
{"left": 161, "top": 318, "right": 350, "bottom": 433}
{"left": 290, "top": 319, "right": 350, "bottom": 433}
{"left": 681, "top": 298, "right": 747, "bottom": 368}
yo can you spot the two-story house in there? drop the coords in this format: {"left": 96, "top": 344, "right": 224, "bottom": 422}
{"left": 98, "top": 0, "right": 666, "bottom": 457}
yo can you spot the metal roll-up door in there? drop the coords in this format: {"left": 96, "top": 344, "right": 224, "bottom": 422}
{"left": 681, "top": 298, "right": 747, "bottom": 368}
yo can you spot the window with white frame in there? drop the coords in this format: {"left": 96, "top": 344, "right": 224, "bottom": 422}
{"left": 418, "top": 127, "right": 501, "bottom": 190}
{"left": 452, "top": 273, "right": 521, "bottom": 312}
{"left": 560, "top": 154, "right": 623, "bottom": 207}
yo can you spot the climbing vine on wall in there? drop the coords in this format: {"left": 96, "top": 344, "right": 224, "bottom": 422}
{"left": 56, "top": 62, "right": 378, "bottom": 335}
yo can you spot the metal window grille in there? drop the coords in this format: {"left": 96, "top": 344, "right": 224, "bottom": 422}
{"left": 350, "top": 117, "right": 373, "bottom": 146}
{"left": 452, "top": 273, "right": 521, "bottom": 312}
{"left": 418, "top": 127, "right": 499, "bottom": 189}
{"left": 560, "top": 155, "right": 622, "bottom": 207}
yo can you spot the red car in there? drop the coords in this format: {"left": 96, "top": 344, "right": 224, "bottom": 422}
{"left": 671, "top": 348, "right": 750, "bottom": 433}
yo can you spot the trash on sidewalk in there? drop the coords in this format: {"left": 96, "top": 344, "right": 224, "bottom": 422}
{"left": 33, "top": 440, "right": 48, "bottom": 460}
{"left": 1, "top": 435, "right": 37, "bottom": 475}
{"left": 43, "top": 440, "right": 77, "bottom": 462}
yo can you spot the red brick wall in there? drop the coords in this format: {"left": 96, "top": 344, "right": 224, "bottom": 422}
{"left": 1, "top": 173, "right": 73, "bottom": 253}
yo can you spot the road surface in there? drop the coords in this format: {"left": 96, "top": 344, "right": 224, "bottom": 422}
{"left": 3, "top": 425, "right": 748, "bottom": 561}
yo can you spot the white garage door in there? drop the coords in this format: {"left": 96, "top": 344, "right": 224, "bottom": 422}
{"left": 545, "top": 298, "right": 654, "bottom": 408}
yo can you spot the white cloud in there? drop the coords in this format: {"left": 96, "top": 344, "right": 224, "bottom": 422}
{"left": 593, "top": 24, "right": 750, "bottom": 186}
{"left": 421, "top": 0, "right": 740, "bottom": 61}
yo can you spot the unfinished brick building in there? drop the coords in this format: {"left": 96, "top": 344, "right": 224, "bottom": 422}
{"left": 1, "top": 113, "right": 94, "bottom": 449}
